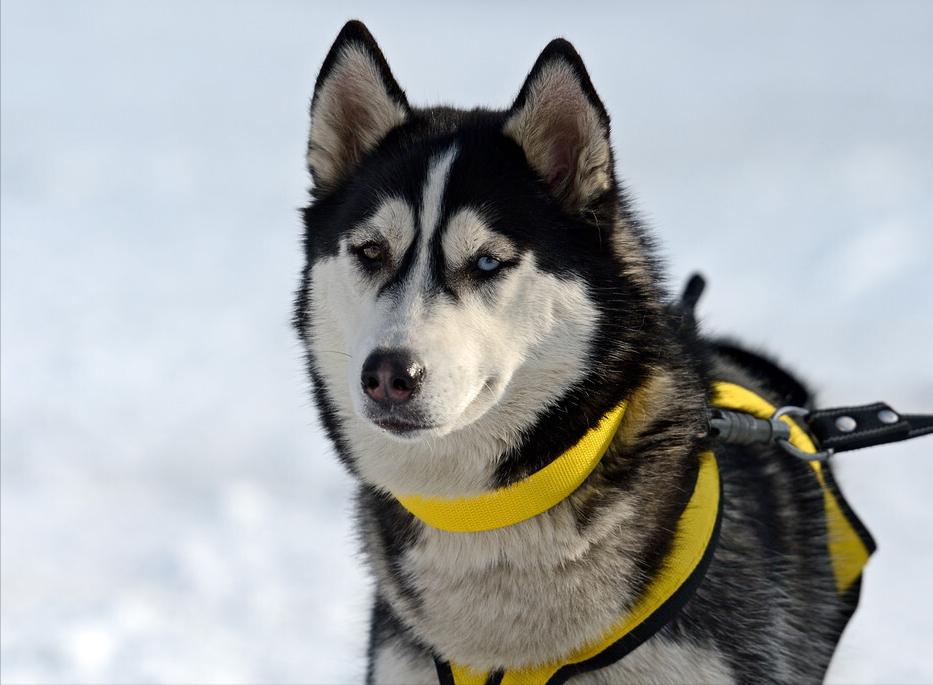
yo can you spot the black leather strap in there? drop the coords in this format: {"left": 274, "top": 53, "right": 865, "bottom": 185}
{"left": 806, "top": 402, "right": 933, "bottom": 453}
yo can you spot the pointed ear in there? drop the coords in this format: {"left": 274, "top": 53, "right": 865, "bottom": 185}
{"left": 504, "top": 40, "right": 613, "bottom": 210}
{"left": 307, "top": 21, "right": 410, "bottom": 192}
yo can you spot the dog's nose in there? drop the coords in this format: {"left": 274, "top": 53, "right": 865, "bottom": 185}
{"left": 361, "top": 350, "right": 424, "bottom": 406}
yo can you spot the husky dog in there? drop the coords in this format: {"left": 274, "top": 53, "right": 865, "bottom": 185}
{"left": 295, "top": 21, "right": 870, "bottom": 684}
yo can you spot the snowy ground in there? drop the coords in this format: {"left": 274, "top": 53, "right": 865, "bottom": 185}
{"left": 2, "top": 2, "right": 931, "bottom": 683}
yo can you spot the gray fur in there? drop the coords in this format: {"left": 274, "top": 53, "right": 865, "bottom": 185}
{"left": 297, "top": 21, "right": 866, "bottom": 684}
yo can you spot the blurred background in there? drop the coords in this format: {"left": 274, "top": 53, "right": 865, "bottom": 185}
{"left": 1, "top": 1, "right": 931, "bottom": 683}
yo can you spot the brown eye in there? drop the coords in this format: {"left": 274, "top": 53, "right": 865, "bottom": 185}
{"left": 360, "top": 244, "right": 383, "bottom": 261}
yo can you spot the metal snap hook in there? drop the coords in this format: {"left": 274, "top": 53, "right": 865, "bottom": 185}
{"left": 771, "top": 405, "right": 835, "bottom": 462}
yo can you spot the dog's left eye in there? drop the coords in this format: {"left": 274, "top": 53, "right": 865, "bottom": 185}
{"left": 476, "top": 256, "right": 501, "bottom": 272}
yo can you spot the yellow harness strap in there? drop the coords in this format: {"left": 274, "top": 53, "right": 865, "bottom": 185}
{"left": 711, "top": 382, "right": 872, "bottom": 594}
{"left": 446, "top": 451, "right": 721, "bottom": 685}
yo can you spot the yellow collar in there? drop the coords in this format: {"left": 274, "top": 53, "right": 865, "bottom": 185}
{"left": 392, "top": 400, "right": 628, "bottom": 532}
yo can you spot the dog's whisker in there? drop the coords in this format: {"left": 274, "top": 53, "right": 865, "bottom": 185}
{"left": 320, "top": 350, "right": 352, "bottom": 359}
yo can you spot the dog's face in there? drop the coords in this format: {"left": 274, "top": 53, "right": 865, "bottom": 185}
{"left": 297, "top": 23, "right": 658, "bottom": 492}
{"left": 307, "top": 143, "right": 602, "bottom": 443}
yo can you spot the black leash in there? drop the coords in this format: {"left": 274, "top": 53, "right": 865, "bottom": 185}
{"left": 708, "top": 402, "right": 933, "bottom": 461}
{"left": 806, "top": 403, "right": 933, "bottom": 453}
{"left": 679, "top": 273, "right": 933, "bottom": 459}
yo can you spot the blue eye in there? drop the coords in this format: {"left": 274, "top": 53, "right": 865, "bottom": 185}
{"left": 476, "top": 256, "right": 501, "bottom": 272}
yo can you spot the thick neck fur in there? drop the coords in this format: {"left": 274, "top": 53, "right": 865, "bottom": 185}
{"left": 356, "top": 334, "right": 710, "bottom": 671}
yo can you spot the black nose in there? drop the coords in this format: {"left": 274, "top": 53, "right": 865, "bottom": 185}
{"left": 361, "top": 350, "right": 424, "bottom": 406}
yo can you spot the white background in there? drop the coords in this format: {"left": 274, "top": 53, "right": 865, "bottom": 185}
{"left": 2, "top": 2, "right": 931, "bottom": 683}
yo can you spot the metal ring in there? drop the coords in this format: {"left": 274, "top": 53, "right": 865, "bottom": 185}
{"left": 771, "top": 406, "right": 835, "bottom": 462}
{"left": 772, "top": 405, "right": 809, "bottom": 420}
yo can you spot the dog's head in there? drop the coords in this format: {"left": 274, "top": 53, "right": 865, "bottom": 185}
{"left": 296, "top": 22, "right": 663, "bottom": 492}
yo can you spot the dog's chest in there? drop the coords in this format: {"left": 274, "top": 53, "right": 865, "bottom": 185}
{"left": 384, "top": 524, "right": 736, "bottom": 683}
{"left": 398, "top": 516, "right": 640, "bottom": 671}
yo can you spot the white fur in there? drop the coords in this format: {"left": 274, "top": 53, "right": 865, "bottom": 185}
{"left": 370, "top": 638, "right": 438, "bottom": 685}
{"left": 398, "top": 503, "right": 639, "bottom": 669}
{"left": 306, "top": 147, "right": 599, "bottom": 498}
{"left": 418, "top": 147, "right": 458, "bottom": 251}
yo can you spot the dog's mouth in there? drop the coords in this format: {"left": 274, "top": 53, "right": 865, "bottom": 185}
{"left": 357, "top": 372, "right": 503, "bottom": 440}
{"left": 370, "top": 415, "right": 438, "bottom": 437}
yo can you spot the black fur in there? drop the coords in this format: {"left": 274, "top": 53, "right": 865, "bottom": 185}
{"left": 296, "top": 21, "right": 870, "bottom": 684}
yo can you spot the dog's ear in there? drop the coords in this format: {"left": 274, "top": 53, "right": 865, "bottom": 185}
{"left": 504, "top": 40, "right": 613, "bottom": 211}
{"left": 307, "top": 21, "right": 409, "bottom": 193}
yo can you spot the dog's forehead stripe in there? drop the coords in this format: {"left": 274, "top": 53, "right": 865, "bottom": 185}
{"left": 419, "top": 145, "right": 459, "bottom": 248}
{"left": 395, "top": 145, "right": 458, "bottom": 292}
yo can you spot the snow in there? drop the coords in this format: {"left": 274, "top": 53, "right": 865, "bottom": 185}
{"left": 1, "top": 1, "right": 931, "bottom": 683}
